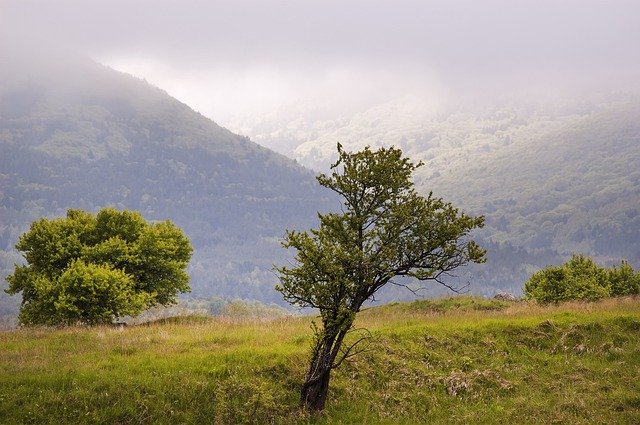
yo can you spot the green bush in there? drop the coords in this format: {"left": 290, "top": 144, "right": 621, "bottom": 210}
{"left": 608, "top": 260, "right": 640, "bottom": 296}
{"left": 524, "top": 254, "right": 639, "bottom": 303}
{"left": 5, "top": 208, "right": 192, "bottom": 326}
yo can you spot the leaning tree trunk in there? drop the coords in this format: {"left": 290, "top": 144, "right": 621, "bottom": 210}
{"left": 300, "top": 361, "right": 332, "bottom": 411}
{"left": 300, "top": 328, "right": 348, "bottom": 411}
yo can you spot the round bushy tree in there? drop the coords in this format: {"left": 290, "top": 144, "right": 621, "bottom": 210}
{"left": 524, "top": 254, "right": 639, "bottom": 303}
{"left": 5, "top": 208, "right": 192, "bottom": 326}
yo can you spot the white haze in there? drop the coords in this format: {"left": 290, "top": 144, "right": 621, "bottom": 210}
{"left": 2, "top": 0, "right": 639, "bottom": 145}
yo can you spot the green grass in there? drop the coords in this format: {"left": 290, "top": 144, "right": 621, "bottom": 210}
{"left": 1, "top": 296, "right": 639, "bottom": 424}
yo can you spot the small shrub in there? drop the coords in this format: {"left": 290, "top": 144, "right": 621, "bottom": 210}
{"left": 607, "top": 261, "right": 640, "bottom": 296}
{"left": 524, "top": 254, "right": 639, "bottom": 304}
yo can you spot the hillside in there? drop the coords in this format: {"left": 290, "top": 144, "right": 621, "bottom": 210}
{"left": 423, "top": 99, "right": 640, "bottom": 261}
{"left": 3, "top": 42, "right": 638, "bottom": 322}
{"left": 240, "top": 92, "right": 640, "bottom": 270}
{"left": 0, "top": 296, "right": 638, "bottom": 423}
{"left": 0, "top": 44, "right": 336, "bottom": 317}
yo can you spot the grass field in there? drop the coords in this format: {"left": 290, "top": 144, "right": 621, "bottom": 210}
{"left": 1, "top": 296, "right": 639, "bottom": 424}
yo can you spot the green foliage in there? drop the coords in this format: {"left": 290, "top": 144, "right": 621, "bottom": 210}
{"left": 277, "top": 144, "right": 485, "bottom": 315}
{"left": 524, "top": 254, "right": 640, "bottom": 304}
{"left": 276, "top": 144, "right": 485, "bottom": 410}
{"left": 5, "top": 208, "right": 192, "bottom": 326}
{"left": 608, "top": 260, "right": 640, "bottom": 296}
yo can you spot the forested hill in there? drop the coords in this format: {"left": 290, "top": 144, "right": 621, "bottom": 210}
{"left": 251, "top": 92, "right": 640, "bottom": 271}
{"left": 422, "top": 99, "right": 640, "bottom": 264}
{"left": 0, "top": 44, "right": 335, "bottom": 316}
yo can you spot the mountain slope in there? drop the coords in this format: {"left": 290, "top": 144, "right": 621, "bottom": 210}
{"left": 0, "top": 44, "right": 335, "bottom": 316}
{"left": 421, "top": 99, "right": 640, "bottom": 262}
{"left": 245, "top": 93, "right": 640, "bottom": 267}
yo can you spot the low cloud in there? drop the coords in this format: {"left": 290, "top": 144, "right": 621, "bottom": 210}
{"left": 3, "top": 0, "right": 639, "bottom": 121}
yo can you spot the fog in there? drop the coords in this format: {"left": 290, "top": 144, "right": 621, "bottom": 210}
{"left": 3, "top": 0, "right": 639, "bottom": 127}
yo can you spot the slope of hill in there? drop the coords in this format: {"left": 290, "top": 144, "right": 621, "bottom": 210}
{"left": 1, "top": 296, "right": 638, "bottom": 423}
{"left": 0, "top": 44, "right": 336, "bottom": 317}
{"left": 423, "top": 99, "right": 640, "bottom": 262}
{"left": 241, "top": 92, "right": 640, "bottom": 269}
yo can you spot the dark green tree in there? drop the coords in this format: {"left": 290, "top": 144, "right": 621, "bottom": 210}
{"left": 276, "top": 145, "right": 485, "bottom": 412}
{"left": 6, "top": 208, "right": 192, "bottom": 326}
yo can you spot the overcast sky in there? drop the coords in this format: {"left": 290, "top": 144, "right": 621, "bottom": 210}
{"left": 3, "top": 0, "right": 640, "bottom": 123}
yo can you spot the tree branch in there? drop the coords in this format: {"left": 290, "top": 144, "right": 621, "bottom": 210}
{"left": 332, "top": 328, "right": 373, "bottom": 369}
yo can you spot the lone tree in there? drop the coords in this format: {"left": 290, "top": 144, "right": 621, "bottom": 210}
{"left": 276, "top": 144, "right": 485, "bottom": 412}
{"left": 6, "top": 208, "right": 192, "bottom": 326}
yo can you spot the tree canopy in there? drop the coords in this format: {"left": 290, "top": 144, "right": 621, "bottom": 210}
{"left": 276, "top": 144, "right": 485, "bottom": 411}
{"left": 5, "top": 208, "right": 192, "bottom": 326}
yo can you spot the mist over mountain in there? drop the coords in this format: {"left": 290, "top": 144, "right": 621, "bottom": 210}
{"left": 0, "top": 45, "right": 337, "bottom": 318}
{"left": 234, "top": 90, "right": 640, "bottom": 280}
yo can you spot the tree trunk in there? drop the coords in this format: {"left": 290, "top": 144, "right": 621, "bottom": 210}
{"left": 300, "top": 328, "right": 347, "bottom": 411}
{"left": 300, "top": 363, "right": 332, "bottom": 411}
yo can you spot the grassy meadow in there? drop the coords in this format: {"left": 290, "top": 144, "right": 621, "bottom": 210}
{"left": 1, "top": 296, "right": 639, "bottom": 424}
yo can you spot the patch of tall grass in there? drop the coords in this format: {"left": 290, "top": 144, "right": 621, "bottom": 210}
{"left": 0, "top": 296, "right": 638, "bottom": 424}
